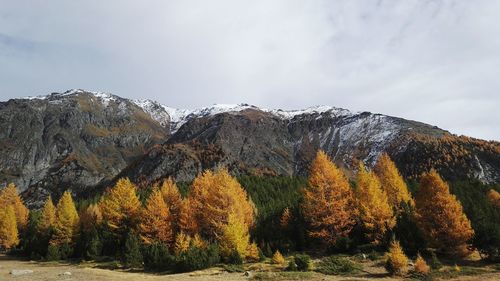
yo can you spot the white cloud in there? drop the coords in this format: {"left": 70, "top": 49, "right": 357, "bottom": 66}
{"left": 0, "top": 0, "right": 498, "bottom": 140}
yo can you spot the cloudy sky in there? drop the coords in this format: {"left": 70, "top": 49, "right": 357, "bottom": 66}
{"left": 0, "top": 1, "right": 499, "bottom": 140}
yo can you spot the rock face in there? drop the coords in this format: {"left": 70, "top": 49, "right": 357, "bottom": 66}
{"left": 0, "top": 90, "right": 168, "bottom": 207}
{"left": 1, "top": 90, "right": 499, "bottom": 206}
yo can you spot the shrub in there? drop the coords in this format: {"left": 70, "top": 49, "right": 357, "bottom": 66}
{"left": 294, "top": 254, "right": 311, "bottom": 271}
{"left": 175, "top": 244, "right": 220, "bottom": 273}
{"left": 316, "top": 256, "right": 360, "bottom": 275}
{"left": 414, "top": 254, "right": 430, "bottom": 274}
{"left": 143, "top": 242, "right": 175, "bottom": 271}
{"left": 122, "top": 232, "right": 143, "bottom": 268}
{"left": 225, "top": 250, "right": 243, "bottom": 265}
{"left": 384, "top": 240, "right": 408, "bottom": 276}
{"left": 286, "top": 259, "right": 298, "bottom": 271}
{"left": 58, "top": 243, "right": 73, "bottom": 260}
{"left": 46, "top": 244, "right": 60, "bottom": 261}
{"left": 429, "top": 252, "right": 443, "bottom": 270}
{"left": 272, "top": 250, "right": 285, "bottom": 265}
{"left": 246, "top": 242, "right": 260, "bottom": 262}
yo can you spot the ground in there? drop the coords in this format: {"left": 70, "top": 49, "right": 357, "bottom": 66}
{"left": 1, "top": 254, "right": 499, "bottom": 281}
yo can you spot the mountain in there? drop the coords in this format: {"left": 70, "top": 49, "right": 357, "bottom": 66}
{"left": 1, "top": 89, "right": 499, "bottom": 207}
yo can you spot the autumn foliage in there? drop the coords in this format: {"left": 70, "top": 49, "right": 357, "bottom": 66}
{"left": 487, "top": 189, "right": 500, "bottom": 207}
{"left": 415, "top": 170, "right": 474, "bottom": 256}
{"left": 51, "top": 191, "right": 80, "bottom": 245}
{"left": 139, "top": 188, "right": 174, "bottom": 246}
{"left": 99, "top": 178, "right": 142, "bottom": 232}
{"left": 0, "top": 206, "right": 19, "bottom": 249}
{"left": 189, "top": 169, "right": 255, "bottom": 239}
{"left": 355, "top": 163, "right": 395, "bottom": 244}
{"left": 0, "top": 183, "right": 29, "bottom": 230}
{"left": 39, "top": 196, "right": 57, "bottom": 232}
{"left": 302, "top": 151, "right": 356, "bottom": 246}
{"left": 385, "top": 240, "right": 408, "bottom": 276}
{"left": 374, "top": 153, "right": 414, "bottom": 211}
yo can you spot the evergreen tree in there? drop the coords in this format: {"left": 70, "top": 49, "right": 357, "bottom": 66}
{"left": 50, "top": 191, "right": 79, "bottom": 246}
{"left": 0, "top": 183, "right": 29, "bottom": 230}
{"left": 415, "top": 170, "right": 474, "bottom": 256}
{"left": 280, "top": 207, "right": 292, "bottom": 229}
{"left": 355, "top": 163, "right": 395, "bottom": 244}
{"left": 139, "top": 189, "right": 174, "bottom": 246}
{"left": 374, "top": 153, "right": 414, "bottom": 212}
{"left": 0, "top": 206, "right": 19, "bottom": 250}
{"left": 122, "top": 231, "right": 143, "bottom": 268}
{"left": 39, "top": 196, "right": 56, "bottom": 232}
{"left": 302, "top": 151, "right": 356, "bottom": 246}
{"left": 99, "top": 178, "right": 141, "bottom": 233}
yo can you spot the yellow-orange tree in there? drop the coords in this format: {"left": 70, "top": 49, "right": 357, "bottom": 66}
{"left": 374, "top": 153, "right": 413, "bottom": 211}
{"left": 189, "top": 169, "right": 255, "bottom": 239}
{"left": 487, "top": 189, "right": 500, "bottom": 207}
{"left": 355, "top": 163, "right": 395, "bottom": 244}
{"left": 50, "top": 191, "right": 80, "bottom": 245}
{"left": 139, "top": 189, "right": 174, "bottom": 246}
{"left": 0, "top": 206, "right": 19, "bottom": 249}
{"left": 39, "top": 196, "right": 57, "bottom": 232}
{"left": 302, "top": 150, "right": 356, "bottom": 246}
{"left": 178, "top": 197, "right": 198, "bottom": 235}
{"left": 159, "top": 178, "right": 182, "bottom": 232}
{"left": 219, "top": 212, "right": 251, "bottom": 258}
{"left": 0, "top": 183, "right": 29, "bottom": 230}
{"left": 99, "top": 178, "right": 141, "bottom": 233}
{"left": 79, "top": 203, "right": 102, "bottom": 234}
{"left": 415, "top": 170, "right": 474, "bottom": 256}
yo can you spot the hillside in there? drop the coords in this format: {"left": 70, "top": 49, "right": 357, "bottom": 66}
{"left": 0, "top": 89, "right": 499, "bottom": 205}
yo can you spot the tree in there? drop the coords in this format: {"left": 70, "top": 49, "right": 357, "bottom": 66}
{"left": 415, "top": 170, "right": 474, "bottom": 256}
{"left": 99, "top": 178, "right": 141, "bottom": 233}
{"left": 189, "top": 169, "right": 255, "bottom": 239}
{"left": 280, "top": 207, "right": 292, "bottom": 228}
{"left": 139, "top": 189, "right": 174, "bottom": 246}
{"left": 219, "top": 212, "right": 250, "bottom": 259}
{"left": 122, "top": 231, "right": 143, "bottom": 268}
{"left": 174, "top": 231, "right": 192, "bottom": 255}
{"left": 50, "top": 191, "right": 79, "bottom": 245}
{"left": 414, "top": 253, "right": 430, "bottom": 274}
{"left": 374, "top": 153, "right": 414, "bottom": 212}
{"left": 487, "top": 189, "right": 500, "bottom": 208}
{"left": 272, "top": 250, "right": 285, "bottom": 265}
{"left": 0, "top": 206, "right": 19, "bottom": 249}
{"left": 0, "top": 183, "right": 29, "bottom": 230}
{"left": 355, "top": 163, "right": 395, "bottom": 244}
{"left": 302, "top": 151, "right": 356, "bottom": 246}
{"left": 159, "top": 178, "right": 182, "bottom": 220}
{"left": 385, "top": 240, "right": 408, "bottom": 276}
{"left": 79, "top": 203, "right": 103, "bottom": 234}
{"left": 39, "top": 196, "right": 56, "bottom": 232}
{"left": 178, "top": 198, "right": 198, "bottom": 235}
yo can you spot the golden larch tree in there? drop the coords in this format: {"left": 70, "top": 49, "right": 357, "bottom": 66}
{"left": 0, "top": 206, "right": 19, "bottom": 249}
{"left": 415, "top": 170, "right": 474, "bottom": 256}
{"left": 219, "top": 212, "right": 251, "bottom": 258}
{"left": 385, "top": 239, "right": 409, "bottom": 276}
{"left": 51, "top": 191, "right": 79, "bottom": 245}
{"left": 302, "top": 150, "right": 356, "bottom": 246}
{"left": 178, "top": 197, "right": 198, "bottom": 235}
{"left": 99, "top": 178, "right": 141, "bottom": 232}
{"left": 39, "top": 196, "right": 57, "bottom": 232}
{"left": 189, "top": 169, "right": 255, "bottom": 239}
{"left": 79, "top": 203, "right": 103, "bottom": 233}
{"left": 139, "top": 189, "right": 174, "bottom": 246}
{"left": 355, "top": 163, "right": 395, "bottom": 244}
{"left": 159, "top": 178, "right": 182, "bottom": 218}
{"left": 374, "top": 153, "right": 414, "bottom": 211}
{"left": 0, "top": 183, "right": 29, "bottom": 230}
{"left": 174, "top": 231, "right": 192, "bottom": 255}
{"left": 487, "top": 189, "right": 500, "bottom": 207}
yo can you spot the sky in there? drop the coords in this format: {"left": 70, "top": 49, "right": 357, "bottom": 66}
{"left": 0, "top": 1, "right": 499, "bottom": 141}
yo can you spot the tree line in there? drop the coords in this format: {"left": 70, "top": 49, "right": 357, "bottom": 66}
{"left": 0, "top": 151, "right": 498, "bottom": 273}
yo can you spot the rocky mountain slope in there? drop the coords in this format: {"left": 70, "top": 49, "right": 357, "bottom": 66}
{"left": 1, "top": 89, "right": 499, "bottom": 206}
